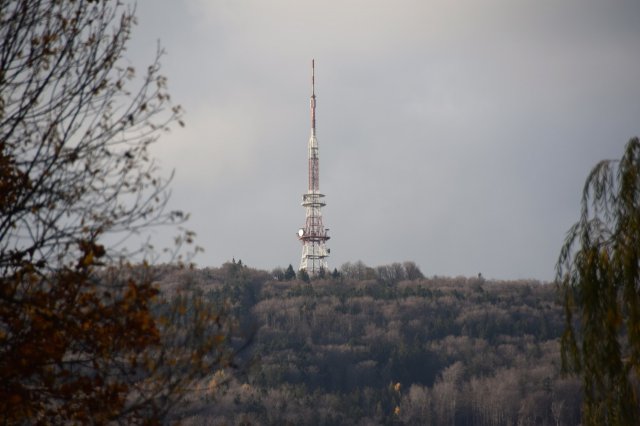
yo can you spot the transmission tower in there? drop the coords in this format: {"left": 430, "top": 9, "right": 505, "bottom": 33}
{"left": 297, "top": 59, "right": 330, "bottom": 275}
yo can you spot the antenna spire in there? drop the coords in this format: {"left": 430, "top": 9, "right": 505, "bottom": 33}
{"left": 311, "top": 59, "right": 316, "bottom": 135}
{"left": 312, "top": 59, "right": 315, "bottom": 96}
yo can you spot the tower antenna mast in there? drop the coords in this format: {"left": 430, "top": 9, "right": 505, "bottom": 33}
{"left": 311, "top": 59, "right": 316, "bottom": 134}
{"left": 297, "top": 59, "right": 330, "bottom": 275}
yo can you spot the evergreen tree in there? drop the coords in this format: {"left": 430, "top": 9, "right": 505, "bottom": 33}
{"left": 318, "top": 267, "right": 326, "bottom": 279}
{"left": 297, "top": 269, "right": 310, "bottom": 283}
{"left": 284, "top": 264, "right": 296, "bottom": 280}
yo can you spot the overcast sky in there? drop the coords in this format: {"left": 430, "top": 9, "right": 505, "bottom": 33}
{"left": 127, "top": 0, "right": 640, "bottom": 280}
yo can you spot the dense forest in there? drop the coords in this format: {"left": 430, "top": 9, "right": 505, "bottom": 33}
{"left": 154, "top": 261, "right": 581, "bottom": 425}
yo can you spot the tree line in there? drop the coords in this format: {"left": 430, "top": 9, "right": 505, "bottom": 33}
{"left": 155, "top": 262, "right": 581, "bottom": 425}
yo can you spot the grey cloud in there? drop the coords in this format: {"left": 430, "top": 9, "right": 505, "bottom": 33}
{"left": 128, "top": 0, "right": 640, "bottom": 280}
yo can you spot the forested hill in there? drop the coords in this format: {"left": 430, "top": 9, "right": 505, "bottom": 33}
{"left": 156, "top": 262, "right": 581, "bottom": 425}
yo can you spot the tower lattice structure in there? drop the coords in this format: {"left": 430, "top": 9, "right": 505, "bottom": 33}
{"left": 298, "top": 59, "right": 330, "bottom": 275}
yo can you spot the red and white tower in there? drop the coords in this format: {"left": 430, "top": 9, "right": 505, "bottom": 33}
{"left": 297, "top": 59, "right": 330, "bottom": 275}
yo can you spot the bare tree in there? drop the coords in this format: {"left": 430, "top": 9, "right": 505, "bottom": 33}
{"left": 0, "top": 0, "right": 187, "bottom": 272}
{"left": 0, "top": 1, "right": 229, "bottom": 423}
{"left": 403, "top": 261, "right": 424, "bottom": 280}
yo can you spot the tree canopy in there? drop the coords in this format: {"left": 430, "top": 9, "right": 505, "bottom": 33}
{"left": 557, "top": 137, "right": 640, "bottom": 425}
{"left": 0, "top": 1, "right": 229, "bottom": 423}
{"left": 157, "top": 263, "right": 577, "bottom": 425}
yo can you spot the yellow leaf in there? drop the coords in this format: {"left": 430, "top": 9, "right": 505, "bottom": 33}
{"left": 83, "top": 251, "right": 94, "bottom": 266}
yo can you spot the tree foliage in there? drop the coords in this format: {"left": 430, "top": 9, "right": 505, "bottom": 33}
{"left": 162, "top": 264, "right": 577, "bottom": 425}
{"left": 557, "top": 137, "right": 640, "bottom": 425}
{"left": 284, "top": 264, "right": 296, "bottom": 281}
{"left": 0, "top": 1, "right": 229, "bottom": 423}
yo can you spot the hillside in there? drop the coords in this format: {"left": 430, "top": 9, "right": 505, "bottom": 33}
{"left": 156, "top": 262, "right": 581, "bottom": 425}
